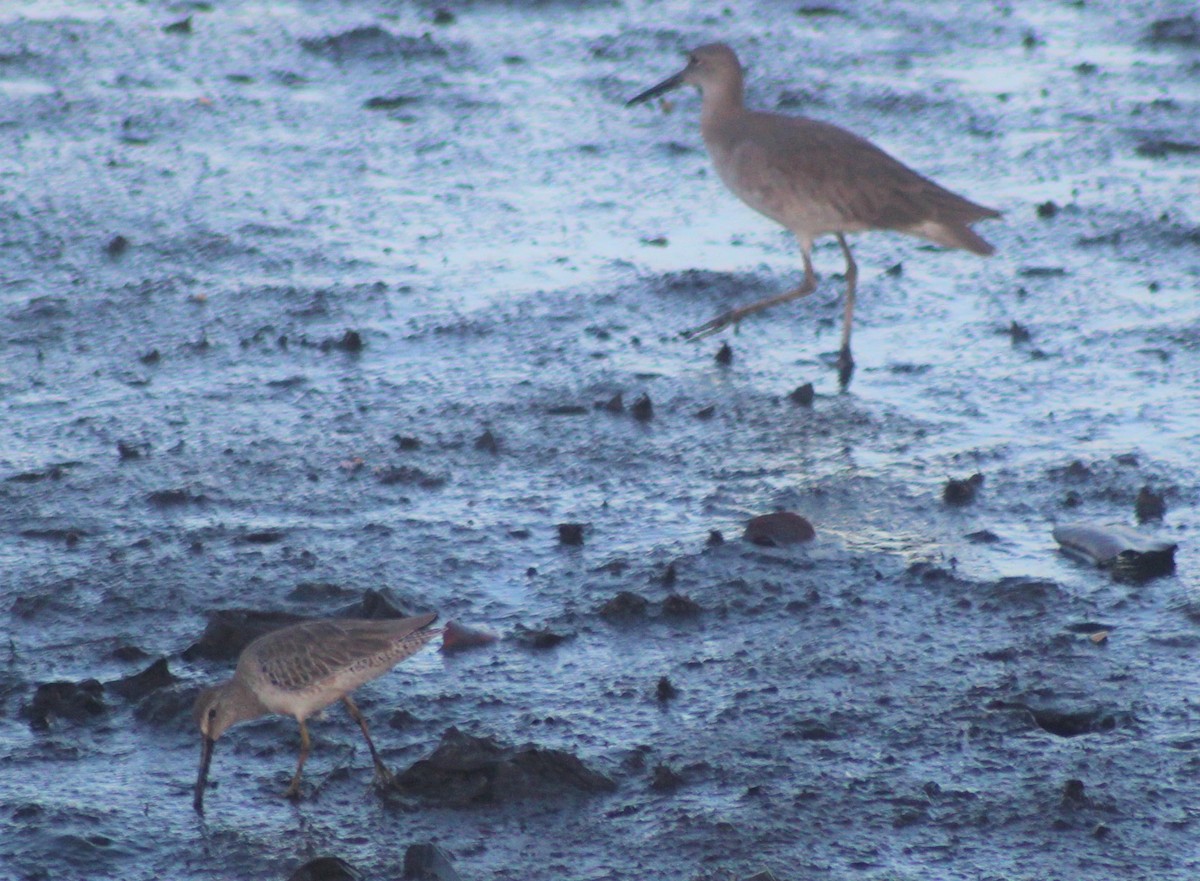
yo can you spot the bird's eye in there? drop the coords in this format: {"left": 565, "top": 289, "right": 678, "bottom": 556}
{"left": 207, "top": 708, "right": 217, "bottom": 720}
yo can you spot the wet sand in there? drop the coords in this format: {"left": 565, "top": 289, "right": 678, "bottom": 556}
{"left": 1, "top": 1, "right": 1198, "bottom": 878}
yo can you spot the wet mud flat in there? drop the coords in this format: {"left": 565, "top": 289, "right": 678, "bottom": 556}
{"left": 1, "top": 1, "right": 1199, "bottom": 879}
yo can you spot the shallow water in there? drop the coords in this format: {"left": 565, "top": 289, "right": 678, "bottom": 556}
{"left": 2, "top": 1, "right": 1199, "bottom": 879}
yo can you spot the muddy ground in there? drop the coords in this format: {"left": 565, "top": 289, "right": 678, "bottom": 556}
{"left": 1, "top": 1, "right": 1199, "bottom": 879}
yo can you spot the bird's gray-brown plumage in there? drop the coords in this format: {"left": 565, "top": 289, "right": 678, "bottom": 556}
{"left": 192, "top": 612, "right": 439, "bottom": 813}
{"left": 628, "top": 43, "right": 1000, "bottom": 385}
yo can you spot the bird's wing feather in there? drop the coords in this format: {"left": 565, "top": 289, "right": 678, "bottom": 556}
{"left": 723, "top": 113, "right": 996, "bottom": 232}
{"left": 244, "top": 615, "right": 437, "bottom": 693}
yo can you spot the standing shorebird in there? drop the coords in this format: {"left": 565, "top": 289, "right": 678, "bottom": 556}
{"left": 191, "top": 612, "right": 439, "bottom": 814}
{"left": 627, "top": 43, "right": 1000, "bottom": 385}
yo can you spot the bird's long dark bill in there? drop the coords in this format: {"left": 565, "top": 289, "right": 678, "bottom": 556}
{"left": 626, "top": 70, "right": 685, "bottom": 107}
{"left": 193, "top": 735, "right": 215, "bottom": 815}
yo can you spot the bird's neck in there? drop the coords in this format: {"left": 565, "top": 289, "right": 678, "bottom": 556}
{"left": 698, "top": 76, "right": 745, "bottom": 136}
{"left": 224, "top": 676, "right": 270, "bottom": 725}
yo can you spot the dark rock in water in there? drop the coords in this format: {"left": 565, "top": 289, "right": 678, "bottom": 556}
{"left": 182, "top": 608, "right": 306, "bottom": 661}
{"left": 22, "top": 679, "right": 106, "bottom": 729}
{"left": 788, "top": 382, "right": 815, "bottom": 406}
{"left": 339, "top": 588, "right": 415, "bottom": 620}
{"left": 105, "top": 234, "right": 130, "bottom": 257}
{"left": 364, "top": 94, "right": 420, "bottom": 111}
{"left": 1135, "top": 140, "right": 1200, "bottom": 159}
{"left": 235, "top": 530, "right": 285, "bottom": 544}
{"left": 943, "top": 473, "right": 984, "bottom": 506}
{"left": 1025, "top": 703, "right": 1124, "bottom": 738}
{"left": 300, "top": 26, "right": 447, "bottom": 63}
{"left": 965, "top": 529, "right": 1001, "bottom": 544}
{"left": 557, "top": 522, "right": 585, "bottom": 545}
{"left": 441, "top": 620, "right": 498, "bottom": 652}
{"left": 162, "top": 16, "right": 192, "bottom": 35}
{"left": 631, "top": 393, "right": 653, "bottom": 422}
{"left": 1061, "top": 779, "right": 1089, "bottom": 807}
{"left": 511, "top": 624, "right": 571, "bottom": 650}
{"left": 661, "top": 562, "right": 677, "bottom": 587}
{"left": 1053, "top": 522, "right": 1177, "bottom": 582}
{"left": 322, "top": 330, "right": 364, "bottom": 352}
{"left": 105, "top": 658, "right": 176, "bottom": 701}
{"left": 600, "top": 392, "right": 624, "bottom": 413}
{"left": 744, "top": 512, "right": 815, "bottom": 546}
{"left": 1135, "top": 485, "right": 1166, "bottom": 522}
{"left": 111, "top": 644, "right": 150, "bottom": 662}
{"left": 403, "top": 843, "right": 460, "bottom": 881}
{"left": 117, "top": 440, "right": 147, "bottom": 460}
{"left": 650, "top": 763, "right": 684, "bottom": 792}
{"left": 715, "top": 342, "right": 733, "bottom": 365}
{"left": 146, "top": 487, "right": 205, "bottom": 507}
{"left": 656, "top": 676, "right": 677, "bottom": 702}
{"left": 1036, "top": 200, "right": 1059, "bottom": 218}
{"left": 376, "top": 465, "right": 446, "bottom": 489}
{"left": 1146, "top": 15, "right": 1199, "bottom": 45}
{"left": 694, "top": 405, "right": 715, "bottom": 420}
{"left": 393, "top": 434, "right": 422, "bottom": 450}
{"left": 707, "top": 530, "right": 725, "bottom": 547}
{"left": 474, "top": 429, "right": 500, "bottom": 454}
{"left": 394, "top": 727, "right": 615, "bottom": 805}
{"left": 661, "top": 593, "right": 702, "bottom": 617}
{"left": 288, "top": 856, "right": 363, "bottom": 881}
{"left": 133, "top": 683, "right": 197, "bottom": 730}
{"left": 599, "top": 591, "right": 649, "bottom": 621}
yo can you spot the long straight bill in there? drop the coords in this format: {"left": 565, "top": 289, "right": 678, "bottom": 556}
{"left": 626, "top": 70, "right": 686, "bottom": 107}
{"left": 193, "top": 736, "right": 215, "bottom": 815}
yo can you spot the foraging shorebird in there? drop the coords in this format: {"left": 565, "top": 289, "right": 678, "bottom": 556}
{"left": 191, "top": 612, "right": 439, "bottom": 813}
{"left": 627, "top": 43, "right": 1000, "bottom": 385}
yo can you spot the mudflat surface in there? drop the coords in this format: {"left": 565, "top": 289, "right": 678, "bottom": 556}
{"left": 1, "top": 1, "right": 1198, "bottom": 879}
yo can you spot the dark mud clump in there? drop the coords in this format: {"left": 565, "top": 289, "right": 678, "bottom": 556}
{"left": 21, "top": 680, "right": 106, "bottom": 730}
{"left": 393, "top": 728, "right": 615, "bottom": 806}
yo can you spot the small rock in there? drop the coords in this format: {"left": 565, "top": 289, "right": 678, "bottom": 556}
{"left": 1135, "top": 485, "right": 1166, "bottom": 522}
{"left": 105, "top": 658, "right": 177, "bottom": 701}
{"left": 661, "top": 593, "right": 702, "bottom": 617}
{"left": 431, "top": 9, "right": 457, "bottom": 26}
{"left": 105, "top": 235, "right": 130, "bottom": 257}
{"left": 631, "top": 394, "right": 654, "bottom": 422}
{"left": 943, "top": 473, "right": 984, "bottom": 506}
{"left": 661, "top": 562, "right": 677, "bottom": 587}
{"left": 404, "top": 843, "right": 460, "bottom": 881}
{"left": 788, "top": 383, "right": 815, "bottom": 406}
{"left": 182, "top": 609, "right": 306, "bottom": 661}
{"left": 715, "top": 342, "right": 733, "bottom": 365}
{"left": 695, "top": 405, "right": 715, "bottom": 420}
{"left": 1036, "top": 200, "right": 1059, "bottom": 218}
{"left": 441, "top": 620, "right": 498, "bottom": 653}
{"left": 22, "top": 679, "right": 106, "bottom": 729}
{"left": 393, "top": 435, "right": 422, "bottom": 450}
{"left": 600, "top": 392, "right": 624, "bottom": 413}
{"left": 650, "top": 763, "right": 684, "bottom": 792}
{"left": 511, "top": 624, "right": 571, "bottom": 650}
{"left": 706, "top": 529, "right": 725, "bottom": 547}
{"left": 1061, "top": 778, "right": 1088, "bottom": 806}
{"left": 744, "top": 512, "right": 815, "bottom": 546}
{"left": 163, "top": 16, "right": 192, "bottom": 34}
{"left": 322, "top": 330, "right": 364, "bottom": 353}
{"left": 599, "top": 591, "right": 649, "bottom": 621}
{"left": 557, "top": 523, "right": 585, "bottom": 546}
{"left": 474, "top": 429, "right": 500, "bottom": 454}
{"left": 656, "top": 676, "right": 677, "bottom": 702}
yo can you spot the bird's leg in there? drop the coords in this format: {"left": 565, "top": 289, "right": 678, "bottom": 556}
{"left": 284, "top": 719, "right": 311, "bottom": 799}
{"left": 682, "top": 249, "right": 818, "bottom": 341}
{"left": 343, "top": 696, "right": 393, "bottom": 786}
{"left": 835, "top": 233, "right": 857, "bottom": 387}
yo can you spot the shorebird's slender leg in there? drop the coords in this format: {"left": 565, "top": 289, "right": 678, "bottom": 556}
{"left": 284, "top": 719, "right": 311, "bottom": 799}
{"left": 343, "top": 696, "right": 393, "bottom": 784}
{"left": 836, "top": 233, "right": 857, "bottom": 386}
{"left": 683, "top": 243, "right": 818, "bottom": 341}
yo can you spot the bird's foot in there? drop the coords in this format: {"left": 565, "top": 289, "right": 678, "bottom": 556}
{"left": 837, "top": 346, "right": 855, "bottom": 388}
{"left": 283, "top": 778, "right": 303, "bottom": 801}
{"left": 681, "top": 309, "right": 744, "bottom": 341}
{"left": 372, "top": 761, "right": 396, "bottom": 788}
